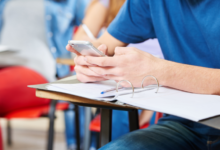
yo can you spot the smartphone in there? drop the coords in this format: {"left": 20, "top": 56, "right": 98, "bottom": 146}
{"left": 68, "top": 40, "right": 106, "bottom": 57}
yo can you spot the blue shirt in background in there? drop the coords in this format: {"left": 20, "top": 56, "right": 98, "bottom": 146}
{"left": 0, "top": 0, "right": 89, "bottom": 77}
{"left": 108, "top": 0, "right": 220, "bottom": 135}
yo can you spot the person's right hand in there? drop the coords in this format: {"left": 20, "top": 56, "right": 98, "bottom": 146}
{"left": 66, "top": 44, "right": 108, "bottom": 82}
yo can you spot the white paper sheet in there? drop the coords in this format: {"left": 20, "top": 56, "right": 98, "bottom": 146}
{"left": 47, "top": 80, "right": 117, "bottom": 101}
{"left": 46, "top": 80, "right": 156, "bottom": 101}
{"left": 47, "top": 80, "right": 220, "bottom": 122}
{"left": 117, "top": 87, "right": 220, "bottom": 122}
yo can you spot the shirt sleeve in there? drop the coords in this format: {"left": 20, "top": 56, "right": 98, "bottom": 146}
{"left": 107, "top": 0, "right": 156, "bottom": 44}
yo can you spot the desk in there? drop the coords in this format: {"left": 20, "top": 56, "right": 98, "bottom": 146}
{"left": 35, "top": 86, "right": 140, "bottom": 148}
{"left": 56, "top": 58, "right": 75, "bottom": 66}
{"left": 33, "top": 76, "right": 220, "bottom": 149}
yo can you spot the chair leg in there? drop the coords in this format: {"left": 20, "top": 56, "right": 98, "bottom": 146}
{"left": 74, "top": 105, "right": 80, "bottom": 150}
{"left": 96, "top": 132, "right": 100, "bottom": 149}
{"left": 128, "top": 109, "right": 139, "bottom": 132}
{"left": 0, "top": 122, "right": 3, "bottom": 150}
{"left": 47, "top": 100, "right": 57, "bottom": 150}
{"left": 83, "top": 107, "right": 91, "bottom": 150}
{"left": 99, "top": 108, "right": 112, "bottom": 148}
{"left": 6, "top": 120, "right": 12, "bottom": 146}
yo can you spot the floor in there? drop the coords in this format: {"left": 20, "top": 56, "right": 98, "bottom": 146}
{"left": 2, "top": 128, "right": 66, "bottom": 150}
{"left": 1, "top": 111, "right": 67, "bottom": 150}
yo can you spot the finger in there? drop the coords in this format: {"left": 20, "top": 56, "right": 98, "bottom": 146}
{"left": 66, "top": 44, "right": 81, "bottom": 56}
{"left": 74, "top": 56, "right": 97, "bottom": 66}
{"left": 85, "top": 56, "right": 119, "bottom": 66}
{"left": 89, "top": 66, "right": 123, "bottom": 76}
{"left": 76, "top": 73, "right": 106, "bottom": 83}
{"left": 75, "top": 65, "right": 101, "bottom": 77}
{"left": 101, "top": 74, "right": 124, "bottom": 81}
{"left": 97, "top": 44, "right": 108, "bottom": 55}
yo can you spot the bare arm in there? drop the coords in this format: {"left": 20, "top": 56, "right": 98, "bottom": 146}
{"left": 161, "top": 61, "right": 220, "bottom": 95}
{"left": 74, "top": 1, "right": 108, "bottom": 40}
{"left": 68, "top": 30, "right": 220, "bottom": 95}
{"left": 69, "top": 15, "right": 220, "bottom": 95}
{"left": 83, "top": 46, "right": 220, "bottom": 95}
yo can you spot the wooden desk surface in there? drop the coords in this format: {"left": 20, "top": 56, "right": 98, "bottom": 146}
{"left": 36, "top": 89, "right": 139, "bottom": 110}
{"left": 56, "top": 58, "right": 75, "bottom": 66}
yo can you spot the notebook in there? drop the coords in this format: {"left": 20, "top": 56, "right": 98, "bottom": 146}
{"left": 45, "top": 80, "right": 220, "bottom": 122}
{"left": 46, "top": 80, "right": 156, "bottom": 101}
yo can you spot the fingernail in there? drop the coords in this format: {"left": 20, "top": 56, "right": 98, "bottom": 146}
{"left": 84, "top": 57, "right": 87, "bottom": 61}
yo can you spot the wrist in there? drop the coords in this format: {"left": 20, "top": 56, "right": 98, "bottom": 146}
{"left": 157, "top": 59, "right": 176, "bottom": 86}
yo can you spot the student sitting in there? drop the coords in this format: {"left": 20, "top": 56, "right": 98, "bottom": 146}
{"left": 70, "top": 0, "right": 163, "bottom": 145}
{"left": 67, "top": 0, "right": 220, "bottom": 149}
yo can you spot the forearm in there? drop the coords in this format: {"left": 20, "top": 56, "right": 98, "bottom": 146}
{"left": 74, "top": 1, "right": 108, "bottom": 40}
{"left": 161, "top": 60, "right": 220, "bottom": 95}
{"left": 73, "top": 26, "right": 87, "bottom": 40}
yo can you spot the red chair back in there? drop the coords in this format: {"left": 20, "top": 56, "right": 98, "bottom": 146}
{"left": 3, "top": 103, "right": 69, "bottom": 119}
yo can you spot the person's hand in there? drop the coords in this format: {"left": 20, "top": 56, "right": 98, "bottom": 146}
{"left": 66, "top": 44, "right": 108, "bottom": 82}
{"left": 84, "top": 46, "right": 168, "bottom": 87}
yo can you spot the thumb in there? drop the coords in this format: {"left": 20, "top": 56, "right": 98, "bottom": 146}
{"left": 66, "top": 44, "right": 81, "bottom": 56}
{"left": 97, "top": 44, "right": 108, "bottom": 55}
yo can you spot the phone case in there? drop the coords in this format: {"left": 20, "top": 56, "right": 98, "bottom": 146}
{"left": 68, "top": 41, "right": 105, "bottom": 57}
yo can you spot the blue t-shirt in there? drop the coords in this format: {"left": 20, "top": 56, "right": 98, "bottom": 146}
{"left": 107, "top": 0, "right": 220, "bottom": 135}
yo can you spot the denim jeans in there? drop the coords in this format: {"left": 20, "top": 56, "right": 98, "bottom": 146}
{"left": 64, "top": 103, "right": 85, "bottom": 148}
{"left": 64, "top": 107, "right": 132, "bottom": 148}
{"left": 64, "top": 103, "right": 156, "bottom": 149}
{"left": 99, "top": 121, "right": 220, "bottom": 150}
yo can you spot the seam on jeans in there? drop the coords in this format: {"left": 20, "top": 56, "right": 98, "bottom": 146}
{"left": 209, "top": 136, "right": 220, "bottom": 144}
{"left": 207, "top": 136, "right": 220, "bottom": 150}
{"left": 156, "top": 122, "right": 197, "bottom": 149}
{"left": 207, "top": 136, "right": 210, "bottom": 150}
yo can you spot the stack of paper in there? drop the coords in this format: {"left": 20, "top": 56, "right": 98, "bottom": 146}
{"left": 46, "top": 80, "right": 220, "bottom": 122}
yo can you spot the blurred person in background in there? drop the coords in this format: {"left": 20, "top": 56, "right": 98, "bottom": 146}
{"left": 69, "top": 0, "right": 164, "bottom": 149}
{"left": 0, "top": 0, "right": 89, "bottom": 150}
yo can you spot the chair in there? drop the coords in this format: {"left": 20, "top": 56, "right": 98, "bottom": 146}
{"left": 0, "top": 101, "right": 69, "bottom": 150}
{"left": 0, "top": 66, "right": 71, "bottom": 150}
{"left": 0, "top": 124, "right": 3, "bottom": 150}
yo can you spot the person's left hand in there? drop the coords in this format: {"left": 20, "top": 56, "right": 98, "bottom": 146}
{"left": 85, "top": 47, "right": 168, "bottom": 87}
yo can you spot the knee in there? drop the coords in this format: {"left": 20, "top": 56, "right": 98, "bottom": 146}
{"left": 99, "top": 129, "right": 154, "bottom": 150}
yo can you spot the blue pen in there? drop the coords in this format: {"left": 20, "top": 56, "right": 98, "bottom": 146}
{"left": 101, "top": 87, "right": 124, "bottom": 94}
